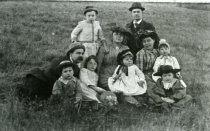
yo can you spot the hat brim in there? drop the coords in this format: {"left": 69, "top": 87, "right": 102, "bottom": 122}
{"left": 117, "top": 49, "right": 133, "bottom": 65}
{"left": 66, "top": 45, "right": 85, "bottom": 58}
{"left": 56, "top": 62, "right": 77, "bottom": 74}
{"left": 154, "top": 69, "right": 181, "bottom": 76}
{"left": 158, "top": 42, "right": 170, "bottom": 49}
{"left": 122, "top": 51, "right": 133, "bottom": 57}
{"left": 129, "top": 7, "right": 145, "bottom": 11}
{"left": 84, "top": 9, "right": 98, "bottom": 15}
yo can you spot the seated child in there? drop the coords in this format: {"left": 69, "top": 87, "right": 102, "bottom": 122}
{"left": 151, "top": 65, "right": 192, "bottom": 109}
{"left": 79, "top": 55, "right": 106, "bottom": 103}
{"left": 108, "top": 49, "right": 147, "bottom": 106}
{"left": 71, "top": 6, "right": 108, "bottom": 58}
{"left": 152, "top": 39, "right": 186, "bottom": 87}
{"left": 51, "top": 60, "right": 82, "bottom": 107}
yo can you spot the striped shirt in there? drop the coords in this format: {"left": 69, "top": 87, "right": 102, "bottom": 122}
{"left": 136, "top": 49, "right": 159, "bottom": 73}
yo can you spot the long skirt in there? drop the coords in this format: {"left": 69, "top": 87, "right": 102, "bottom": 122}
{"left": 79, "top": 82, "right": 101, "bottom": 103}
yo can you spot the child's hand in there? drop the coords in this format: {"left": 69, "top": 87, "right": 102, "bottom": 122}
{"left": 161, "top": 97, "right": 175, "bottom": 103}
{"left": 137, "top": 81, "right": 144, "bottom": 87}
{"left": 88, "top": 85, "right": 106, "bottom": 93}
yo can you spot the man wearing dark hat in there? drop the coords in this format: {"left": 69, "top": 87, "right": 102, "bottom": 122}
{"left": 21, "top": 42, "right": 85, "bottom": 100}
{"left": 125, "top": 2, "right": 158, "bottom": 55}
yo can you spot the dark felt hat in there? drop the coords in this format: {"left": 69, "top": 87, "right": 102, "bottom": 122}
{"left": 84, "top": 6, "right": 98, "bottom": 15}
{"left": 66, "top": 42, "right": 85, "bottom": 58}
{"left": 154, "top": 65, "right": 181, "bottom": 76}
{"left": 117, "top": 49, "right": 133, "bottom": 65}
{"left": 129, "top": 2, "right": 145, "bottom": 11}
{"left": 56, "top": 60, "right": 77, "bottom": 74}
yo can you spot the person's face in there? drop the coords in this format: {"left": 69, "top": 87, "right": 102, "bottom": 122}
{"left": 87, "top": 59, "right": 97, "bottom": 72}
{"left": 70, "top": 49, "right": 84, "bottom": 64}
{"left": 162, "top": 73, "right": 174, "bottom": 83}
{"left": 142, "top": 37, "right": 155, "bottom": 50}
{"left": 159, "top": 46, "right": 170, "bottom": 56}
{"left": 85, "top": 11, "right": 97, "bottom": 22}
{"left": 113, "top": 32, "right": 124, "bottom": 43}
{"left": 131, "top": 9, "right": 143, "bottom": 21}
{"left": 61, "top": 67, "right": 74, "bottom": 80}
{"left": 122, "top": 55, "right": 133, "bottom": 67}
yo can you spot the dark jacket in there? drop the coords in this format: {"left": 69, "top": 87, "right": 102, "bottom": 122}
{"left": 152, "top": 78, "right": 187, "bottom": 103}
{"left": 125, "top": 20, "right": 158, "bottom": 55}
{"left": 24, "top": 56, "right": 80, "bottom": 100}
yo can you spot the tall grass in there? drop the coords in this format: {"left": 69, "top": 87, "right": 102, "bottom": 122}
{"left": 0, "top": 1, "right": 210, "bottom": 131}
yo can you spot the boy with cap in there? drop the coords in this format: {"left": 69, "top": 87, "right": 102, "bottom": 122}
{"left": 150, "top": 65, "right": 192, "bottom": 110}
{"left": 51, "top": 60, "right": 82, "bottom": 106}
{"left": 125, "top": 2, "right": 159, "bottom": 55}
{"left": 71, "top": 6, "right": 108, "bottom": 58}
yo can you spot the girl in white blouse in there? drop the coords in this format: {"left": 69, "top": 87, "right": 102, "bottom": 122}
{"left": 79, "top": 55, "right": 106, "bottom": 103}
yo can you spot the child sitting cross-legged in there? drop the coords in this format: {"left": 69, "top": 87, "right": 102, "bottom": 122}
{"left": 150, "top": 65, "right": 192, "bottom": 111}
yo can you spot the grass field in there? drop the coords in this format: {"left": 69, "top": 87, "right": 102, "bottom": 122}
{"left": 0, "top": 1, "right": 210, "bottom": 131}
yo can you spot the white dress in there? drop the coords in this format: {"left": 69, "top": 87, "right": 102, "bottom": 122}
{"left": 79, "top": 68, "right": 101, "bottom": 103}
{"left": 108, "top": 65, "right": 147, "bottom": 96}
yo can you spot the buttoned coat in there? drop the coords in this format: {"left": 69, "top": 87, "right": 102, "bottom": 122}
{"left": 125, "top": 20, "right": 158, "bottom": 55}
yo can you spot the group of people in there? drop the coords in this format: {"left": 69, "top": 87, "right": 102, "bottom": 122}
{"left": 23, "top": 2, "right": 192, "bottom": 112}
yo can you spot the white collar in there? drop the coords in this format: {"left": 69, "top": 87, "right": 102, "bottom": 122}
{"left": 133, "top": 19, "right": 142, "bottom": 24}
{"left": 59, "top": 76, "right": 75, "bottom": 84}
{"left": 162, "top": 78, "right": 177, "bottom": 90}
